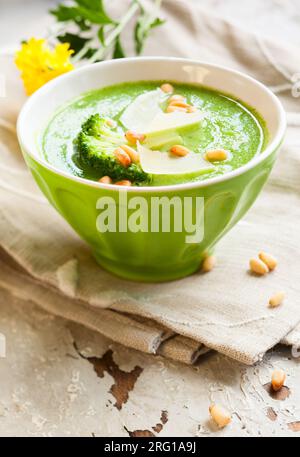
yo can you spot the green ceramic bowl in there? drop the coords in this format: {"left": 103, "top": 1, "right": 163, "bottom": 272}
{"left": 17, "top": 58, "right": 286, "bottom": 282}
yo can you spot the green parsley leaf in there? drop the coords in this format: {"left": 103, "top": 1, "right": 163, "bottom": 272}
{"left": 50, "top": 0, "right": 165, "bottom": 63}
{"left": 112, "top": 37, "right": 126, "bottom": 59}
{"left": 134, "top": 7, "right": 165, "bottom": 54}
{"left": 51, "top": 0, "right": 113, "bottom": 26}
{"left": 57, "top": 33, "right": 90, "bottom": 54}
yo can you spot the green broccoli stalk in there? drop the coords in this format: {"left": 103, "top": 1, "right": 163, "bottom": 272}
{"left": 76, "top": 114, "right": 150, "bottom": 184}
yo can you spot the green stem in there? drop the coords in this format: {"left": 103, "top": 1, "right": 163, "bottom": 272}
{"left": 88, "top": 1, "right": 139, "bottom": 64}
{"left": 72, "top": 40, "right": 94, "bottom": 63}
{"left": 143, "top": 0, "right": 163, "bottom": 27}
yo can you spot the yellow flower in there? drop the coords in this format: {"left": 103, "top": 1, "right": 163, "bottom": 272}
{"left": 15, "top": 38, "right": 74, "bottom": 95}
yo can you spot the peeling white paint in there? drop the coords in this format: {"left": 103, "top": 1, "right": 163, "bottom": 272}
{"left": 2, "top": 291, "right": 300, "bottom": 436}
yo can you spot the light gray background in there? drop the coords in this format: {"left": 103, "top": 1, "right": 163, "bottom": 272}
{"left": 1, "top": 0, "right": 300, "bottom": 48}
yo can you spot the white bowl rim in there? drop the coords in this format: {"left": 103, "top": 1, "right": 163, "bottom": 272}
{"left": 17, "top": 56, "right": 286, "bottom": 193}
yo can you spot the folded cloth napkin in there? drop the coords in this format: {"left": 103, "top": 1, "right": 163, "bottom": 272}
{"left": 0, "top": 0, "right": 300, "bottom": 365}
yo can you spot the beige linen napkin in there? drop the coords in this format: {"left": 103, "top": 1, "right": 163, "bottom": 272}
{"left": 0, "top": 0, "right": 300, "bottom": 365}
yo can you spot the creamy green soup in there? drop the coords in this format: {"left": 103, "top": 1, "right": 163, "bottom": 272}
{"left": 42, "top": 81, "right": 267, "bottom": 186}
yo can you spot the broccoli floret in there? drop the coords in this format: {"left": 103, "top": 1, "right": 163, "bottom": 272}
{"left": 81, "top": 114, "right": 123, "bottom": 143}
{"left": 76, "top": 114, "right": 150, "bottom": 184}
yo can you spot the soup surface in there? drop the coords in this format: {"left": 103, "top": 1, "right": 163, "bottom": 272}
{"left": 42, "top": 81, "right": 267, "bottom": 186}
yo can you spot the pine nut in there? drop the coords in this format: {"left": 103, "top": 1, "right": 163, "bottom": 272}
{"left": 168, "top": 100, "right": 191, "bottom": 109}
{"left": 269, "top": 292, "right": 285, "bottom": 308}
{"left": 209, "top": 404, "right": 231, "bottom": 428}
{"left": 187, "top": 106, "right": 198, "bottom": 113}
{"left": 125, "top": 130, "right": 146, "bottom": 145}
{"left": 271, "top": 369, "right": 286, "bottom": 392}
{"left": 160, "top": 83, "right": 174, "bottom": 93}
{"left": 120, "top": 144, "right": 140, "bottom": 164}
{"left": 259, "top": 251, "right": 278, "bottom": 271}
{"left": 249, "top": 258, "right": 269, "bottom": 275}
{"left": 205, "top": 149, "right": 228, "bottom": 162}
{"left": 202, "top": 255, "right": 216, "bottom": 272}
{"left": 106, "top": 118, "right": 117, "bottom": 128}
{"left": 170, "top": 145, "right": 190, "bottom": 157}
{"left": 166, "top": 105, "right": 188, "bottom": 113}
{"left": 169, "top": 94, "right": 185, "bottom": 102}
{"left": 114, "top": 147, "right": 131, "bottom": 168}
{"left": 115, "top": 180, "right": 132, "bottom": 186}
{"left": 99, "top": 176, "right": 112, "bottom": 184}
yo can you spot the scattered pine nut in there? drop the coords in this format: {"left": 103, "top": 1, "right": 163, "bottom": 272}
{"left": 202, "top": 255, "right": 216, "bottom": 273}
{"left": 168, "top": 100, "right": 191, "bottom": 109}
{"left": 271, "top": 369, "right": 286, "bottom": 392}
{"left": 115, "top": 180, "right": 132, "bottom": 186}
{"left": 125, "top": 130, "right": 146, "bottom": 145}
{"left": 166, "top": 105, "right": 188, "bottom": 113}
{"left": 205, "top": 149, "right": 228, "bottom": 162}
{"left": 106, "top": 118, "right": 117, "bottom": 128}
{"left": 169, "top": 94, "right": 185, "bottom": 102}
{"left": 99, "top": 176, "right": 112, "bottom": 184}
{"left": 187, "top": 105, "right": 198, "bottom": 113}
{"left": 170, "top": 145, "right": 190, "bottom": 157}
{"left": 209, "top": 404, "right": 231, "bottom": 428}
{"left": 120, "top": 144, "right": 140, "bottom": 164}
{"left": 114, "top": 147, "right": 131, "bottom": 168}
{"left": 160, "top": 83, "right": 174, "bottom": 93}
{"left": 259, "top": 252, "right": 278, "bottom": 271}
{"left": 249, "top": 258, "right": 269, "bottom": 276}
{"left": 269, "top": 291, "right": 285, "bottom": 308}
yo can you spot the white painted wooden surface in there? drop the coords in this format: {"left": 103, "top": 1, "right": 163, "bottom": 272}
{"left": 1, "top": 0, "right": 300, "bottom": 437}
